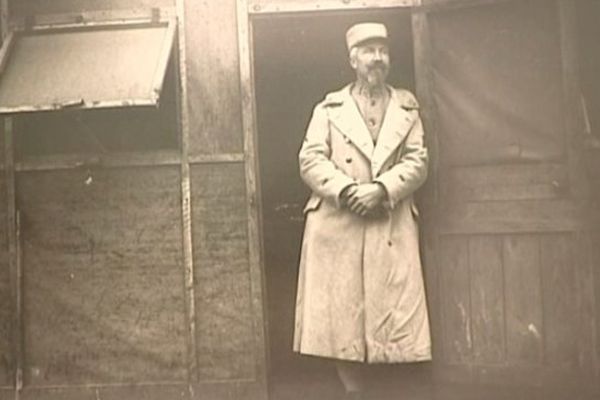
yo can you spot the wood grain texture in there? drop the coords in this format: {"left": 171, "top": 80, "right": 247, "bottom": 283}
{"left": 573, "top": 232, "right": 596, "bottom": 377}
{"left": 13, "top": 0, "right": 173, "bottom": 16}
{"left": 441, "top": 164, "right": 568, "bottom": 203}
{"left": 438, "top": 200, "right": 584, "bottom": 234}
{"left": 595, "top": 229, "right": 600, "bottom": 380}
{"left": 0, "top": 175, "right": 9, "bottom": 386}
{"left": 540, "top": 233, "right": 578, "bottom": 368}
{"left": 503, "top": 235, "right": 543, "bottom": 364}
{"left": 18, "top": 167, "right": 186, "bottom": 385}
{"left": 248, "top": 0, "right": 415, "bottom": 14}
{"left": 183, "top": 0, "right": 243, "bottom": 155}
{"left": 18, "top": 380, "right": 265, "bottom": 400}
{"left": 191, "top": 164, "right": 255, "bottom": 381}
{"left": 236, "top": 1, "right": 268, "bottom": 395}
{"left": 469, "top": 236, "right": 505, "bottom": 364}
{"left": 439, "top": 235, "right": 472, "bottom": 364}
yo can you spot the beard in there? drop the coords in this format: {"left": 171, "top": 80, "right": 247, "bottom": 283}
{"left": 365, "top": 63, "right": 389, "bottom": 87}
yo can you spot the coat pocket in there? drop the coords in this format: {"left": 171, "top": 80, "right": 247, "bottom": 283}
{"left": 303, "top": 195, "right": 322, "bottom": 214}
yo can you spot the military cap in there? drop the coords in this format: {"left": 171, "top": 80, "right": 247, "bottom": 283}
{"left": 345, "top": 22, "right": 388, "bottom": 51}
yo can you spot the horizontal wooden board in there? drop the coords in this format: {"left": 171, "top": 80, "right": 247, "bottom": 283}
{"left": 191, "top": 164, "right": 255, "bottom": 381}
{"left": 18, "top": 167, "right": 186, "bottom": 385}
{"left": 0, "top": 176, "right": 9, "bottom": 386}
{"left": 13, "top": 0, "right": 173, "bottom": 16}
{"left": 184, "top": 0, "right": 243, "bottom": 155}
{"left": 438, "top": 199, "right": 586, "bottom": 234}
{"left": 441, "top": 163, "right": 568, "bottom": 202}
{"left": 248, "top": 0, "right": 416, "bottom": 14}
{"left": 17, "top": 380, "right": 265, "bottom": 400}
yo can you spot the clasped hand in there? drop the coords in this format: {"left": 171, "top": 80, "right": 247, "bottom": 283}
{"left": 340, "top": 183, "right": 386, "bottom": 217}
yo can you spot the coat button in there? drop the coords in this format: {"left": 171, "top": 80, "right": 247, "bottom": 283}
{"left": 345, "top": 157, "right": 352, "bottom": 163}
{"left": 388, "top": 240, "right": 393, "bottom": 247}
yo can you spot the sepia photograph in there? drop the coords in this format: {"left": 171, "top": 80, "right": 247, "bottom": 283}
{"left": 0, "top": 0, "right": 598, "bottom": 399}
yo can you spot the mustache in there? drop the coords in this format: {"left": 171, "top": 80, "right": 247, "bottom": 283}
{"left": 368, "top": 61, "right": 388, "bottom": 70}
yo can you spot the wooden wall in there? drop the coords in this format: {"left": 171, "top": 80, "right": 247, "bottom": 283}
{"left": 13, "top": 0, "right": 174, "bottom": 15}
{"left": 0, "top": 135, "right": 9, "bottom": 389}
{"left": 3, "top": 0, "right": 267, "bottom": 399}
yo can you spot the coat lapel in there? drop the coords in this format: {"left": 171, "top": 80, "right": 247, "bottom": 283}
{"left": 371, "top": 89, "right": 416, "bottom": 176}
{"left": 328, "top": 86, "right": 375, "bottom": 161}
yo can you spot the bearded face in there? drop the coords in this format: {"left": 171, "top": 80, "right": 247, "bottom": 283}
{"left": 350, "top": 40, "right": 390, "bottom": 88}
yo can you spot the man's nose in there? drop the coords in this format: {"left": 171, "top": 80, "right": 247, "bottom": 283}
{"left": 373, "top": 50, "right": 384, "bottom": 61}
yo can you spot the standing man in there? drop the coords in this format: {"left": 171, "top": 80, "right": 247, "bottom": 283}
{"left": 293, "top": 23, "right": 431, "bottom": 399}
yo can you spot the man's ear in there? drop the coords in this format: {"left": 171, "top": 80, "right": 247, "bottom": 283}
{"left": 349, "top": 57, "right": 357, "bottom": 70}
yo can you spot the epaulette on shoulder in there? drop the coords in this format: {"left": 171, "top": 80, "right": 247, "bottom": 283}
{"left": 396, "top": 89, "right": 419, "bottom": 110}
{"left": 320, "top": 92, "right": 344, "bottom": 108}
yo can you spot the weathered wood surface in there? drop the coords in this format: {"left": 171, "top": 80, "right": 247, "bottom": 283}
{"left": 441, "top": 164, "right": 568, "bottom": 203}
{"left": 436, "top": 232, "right": 593, "bottom": 387}
{"left": 540, "top": 234, "right": 578, "bottom": 368}
{"left": 183, "top": 0, "right": 243, "bottom": 155}
{"left": 13, "top": 0, "right": 173, "bottom": 15}
{"left": 18, "top": 167, "right": 186, "bottom": 385}
{"left": 0, "top": 175, "right": 9, "bottom": 387}
{"left": 438, "top": 199, "right": 585, "bottom": 234}
{"left": 439, "top": 235, "right": 471, "bottom": 364}
{"left": 16, "top": 379, "right": 264, "bottom": 400}
{"left": 503, "top": 235, "right": 543, "bottom": 364}
{"left": 191, "top": 164, "right": 255, "bottom": 381}
{"left": 469, "top": 236, "right": 504, "bottom": 364}
{"left": 248, "top": 0, "right": 416, "bottom": 14}
{"left": 595, "top": 229, "right": 600, "bottom": 380}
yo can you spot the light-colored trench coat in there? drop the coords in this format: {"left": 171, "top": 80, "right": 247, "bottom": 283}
{"left": 293, "top": 84, "right": 431, "bottom": 363}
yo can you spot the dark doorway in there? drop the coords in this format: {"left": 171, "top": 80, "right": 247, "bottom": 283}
{"left": 253, "top": 8, "right": 415, "bottom": 397}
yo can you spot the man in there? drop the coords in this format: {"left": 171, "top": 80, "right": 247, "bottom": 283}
{"left": 293, "top": 22, "right": 431, "bottom": 398}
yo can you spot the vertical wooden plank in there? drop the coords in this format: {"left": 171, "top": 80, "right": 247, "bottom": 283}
{"left": 236, "top": 0, "right": 268, "bottom": 396}
{"left": 558, "top": 0, "right": 589, "bottom": 200}
{"left": 503, "top": 235, "right": 543, "bottom": 364}
{"left": 439, "top": 235, "right": 472, "bottom": 364}
{"left": 0, "top": 0, "right": 8, "bottom": 44}
{"left": 191, "top": 164, "right": 255, "bottom": 382}
{"left": 5, "top": 118, "right": 21, "bottom": 397}
{"left": 411, "top": 5, "right": 438, "bottom": 207}
{"left": 594, "top": 229, "right": 600, "bottom": 382}
{"left": 175, "top": 0, "right": 198, "bottom": 386}
{"left": 469, "top": 235, "right": 505, "bottom": 364}
{"left": 573, "top": 232, "right": 597, "bottom": 378}
{"left": 0, "top": 174, "right": 9, "bottom": 389}
{"left": 412, "top": 4, "right": 444, "bottom": 368}
{"left": 183, "top": 0, "right": 244, "bottom": 155}
{"left": 0, "top": 0, "right": 10, "bottom": 387}
{"left": 540, "top": 233, "right": 578, "bottom": 368}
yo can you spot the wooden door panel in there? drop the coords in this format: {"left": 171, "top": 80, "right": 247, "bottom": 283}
{"left": 540, "top": 234, "right": 579, "bottom": 368}
{"left": 438, "top": 235, "right": 471, "bottom": 364}
{"left": 441, "top": 163, "right": 568, "bottom": 203}
{"left": 469, "top": 236, "right": 505, "bottom": 364}
{"left": 504, "top": 235, "right": 543, "bottom": 364}
{"left": 436, "top": 231, "right": 591, "bottom": 386}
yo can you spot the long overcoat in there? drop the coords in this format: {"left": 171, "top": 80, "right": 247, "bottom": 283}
{"left": 293, "top": 84, "right": 432, "bottom": 363}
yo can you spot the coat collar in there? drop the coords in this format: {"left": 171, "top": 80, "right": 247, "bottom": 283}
{"left": 325, "top": 84, "right": 418, "bottom": 175}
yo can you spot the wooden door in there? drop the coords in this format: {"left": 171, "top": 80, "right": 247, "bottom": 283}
{"left": 415, "top": 0, "right": 598, "bottom": 398}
